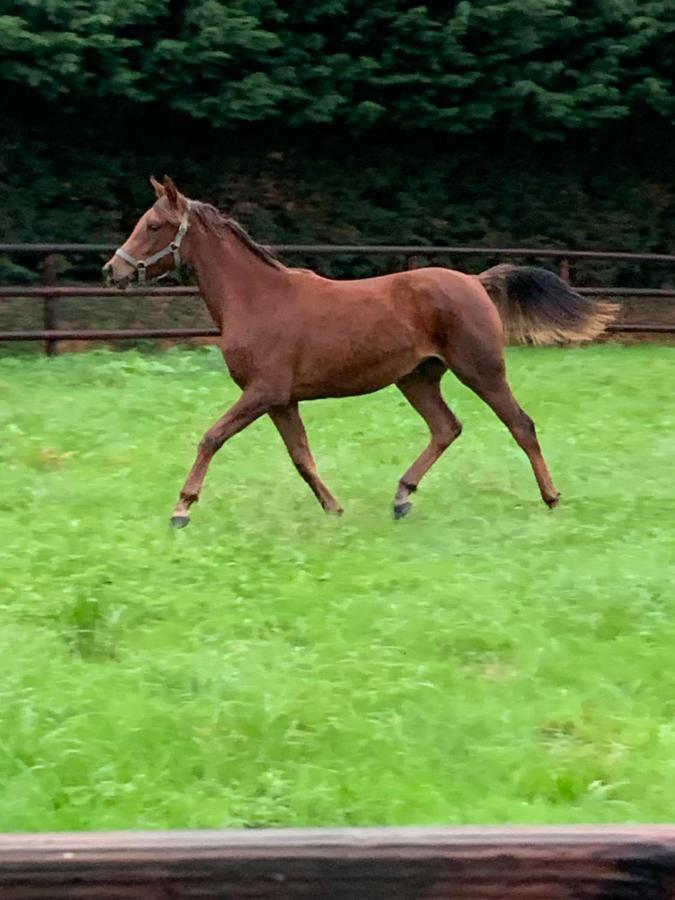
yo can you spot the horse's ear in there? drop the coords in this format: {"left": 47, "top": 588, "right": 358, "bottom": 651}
{"left": 150, "top": 175, "right": 165, "bottom": 199}
{"left": 163, "top": 175, "right": 180, "bottom": 208}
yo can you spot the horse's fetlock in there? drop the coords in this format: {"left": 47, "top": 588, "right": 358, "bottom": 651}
{"left": 398, "top": 479, "right": 417, "bottom": 494}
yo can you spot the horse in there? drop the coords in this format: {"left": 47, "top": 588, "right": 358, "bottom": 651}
{"left": 103, "top": 176, "right": 615, "bottom": 528}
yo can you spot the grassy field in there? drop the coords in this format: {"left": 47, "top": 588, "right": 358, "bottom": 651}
{"left": 0, "top": 344, "right": 673, "bottom": 832}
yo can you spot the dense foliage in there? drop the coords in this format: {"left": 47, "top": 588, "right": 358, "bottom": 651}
{"left": 2, "top": 1, "right": 675, "bottom": 293}
{"left": 2, "top": 1, "right": 675, "bottom": 135}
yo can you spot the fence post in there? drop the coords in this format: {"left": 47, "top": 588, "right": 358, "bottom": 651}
{"left": 42, "top": 253, "right": 58, "bottom": 356}
{"left": 406, "top": 255, "right": 420, "bottom": 270}
{"left": 559, "top": 257, "right": 571, "bottom": 284}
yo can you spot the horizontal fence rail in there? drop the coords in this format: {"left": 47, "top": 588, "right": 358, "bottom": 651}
{"left": 2, "top": 243, "right": 675, "bottom": 352}
{"left": 0, "top": 825, "right": 675, "bottom": 899}
{"left": 3, "top": 242, "right": 675, "bottom": 263}
{"left": 3, "top": 285, "right": 675, "bottom": 299}
{"left": 0, "top": 328, "right": 221, "bottom": 342}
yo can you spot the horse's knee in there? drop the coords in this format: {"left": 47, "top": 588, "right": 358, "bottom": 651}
{"left": 520, "top": 411, "right": 536, "bottom": 435}
{"left": 294, "top": 461, "right": 314, "bottom": 483}
{"left": 199, "top": 433, "right": 222, "bottom": 454}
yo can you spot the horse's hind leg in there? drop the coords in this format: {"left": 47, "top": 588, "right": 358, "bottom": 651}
{"left": 269, "top": 404, "right": 343, "bottom": 515}
{"left": 448, "top": 345, "right": 560, "bottom": 508}
{"left": 486, "top": 381, "right": 560, "bottom": 507}
{"left": 393, "top": 367, "right": 463, "bottom": 519}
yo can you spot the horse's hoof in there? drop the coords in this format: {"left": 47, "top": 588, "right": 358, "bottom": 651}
{"left": 171, "top": 515, "right": 191, "bottom": 529}
{"left": 393, "top": 501, "right": 413, "bottom": 520}
{"left": 545, "top": 493, "right": 561, "bottom": 509}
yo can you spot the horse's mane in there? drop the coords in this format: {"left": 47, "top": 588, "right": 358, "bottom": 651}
{"left": 190, "top": 201, "right": 283, "bottom": 270}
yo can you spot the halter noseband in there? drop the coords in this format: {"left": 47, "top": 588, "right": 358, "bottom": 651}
{"left": 114, "top": 201, "right": 192, "bottom": 284}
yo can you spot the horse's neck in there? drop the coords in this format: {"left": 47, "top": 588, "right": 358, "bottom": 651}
{"left": 187, "top": 229, "right": 286, "bottom": 329}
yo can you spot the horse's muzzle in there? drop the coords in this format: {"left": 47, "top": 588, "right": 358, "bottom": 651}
{"left": 102, "top": 261, "right": 131, "bottom": 290}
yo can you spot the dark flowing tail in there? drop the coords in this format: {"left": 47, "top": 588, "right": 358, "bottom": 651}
{"left": 478, "top": 264, "right": 617, "bottom": 345}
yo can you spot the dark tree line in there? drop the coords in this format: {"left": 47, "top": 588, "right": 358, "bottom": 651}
{"left": 2, "top": 0, "right": 675, "bottom": 279}
{"left": 2, "top": 1, "right": 674, "bottom": 136}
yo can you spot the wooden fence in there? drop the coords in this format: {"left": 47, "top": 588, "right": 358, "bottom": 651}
{"left": 2, "top": 243, "right": 675, "bottom": 354}
{"left": 0, "top": 826, "right": 674, "bottom": 898}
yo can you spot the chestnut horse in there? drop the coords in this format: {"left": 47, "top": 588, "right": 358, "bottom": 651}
{"left": 103, "top": 177, "right": 614, "bottom": 527}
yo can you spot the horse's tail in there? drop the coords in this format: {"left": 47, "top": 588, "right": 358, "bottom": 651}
{"left": 477, "top": 264, "right": 616, "bottom": 345}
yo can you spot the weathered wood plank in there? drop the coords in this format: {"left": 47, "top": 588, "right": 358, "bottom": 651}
{"left": 0, "top": 827, "right": 674, "bottom": 899}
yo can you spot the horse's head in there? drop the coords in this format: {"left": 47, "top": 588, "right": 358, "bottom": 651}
{"left": 103, "top": 176, "right": 190, "bottom": 288}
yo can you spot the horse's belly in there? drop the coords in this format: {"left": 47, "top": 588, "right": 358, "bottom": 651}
{"left": 292, "top": 342, "right": 423, "bottom": 400}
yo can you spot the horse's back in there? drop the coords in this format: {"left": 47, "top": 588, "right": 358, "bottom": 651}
{"left": 281, "top": 266, "right": 502, "bottom": 400}
{"left": 297, "top": 265, "right": 501, "bottom": 339}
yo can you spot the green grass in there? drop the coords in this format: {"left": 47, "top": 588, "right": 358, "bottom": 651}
{"left": 0, "top": 344, "right": 674, "bottom": 831}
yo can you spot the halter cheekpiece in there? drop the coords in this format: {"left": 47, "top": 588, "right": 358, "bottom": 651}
{"left": 114, "top": 201, "right": 192, "bottom": 284}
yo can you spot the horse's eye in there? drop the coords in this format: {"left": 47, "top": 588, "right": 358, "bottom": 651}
{"left": 147, "top": 222, "right": 161, "bottom": 232}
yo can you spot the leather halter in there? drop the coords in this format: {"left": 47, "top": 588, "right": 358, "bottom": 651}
{"left": 114, "top": 202, "right": 192, "bottom": 284}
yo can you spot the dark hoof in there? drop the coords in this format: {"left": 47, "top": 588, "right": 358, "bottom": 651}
{"left": 393, "top": 501, "right": 413, "bottom": 520}
{"left": 171, "top": 515, "right": 191, "bottom": 529}
{"left": 545, "top": 493, "right": 561, "bottom": 509}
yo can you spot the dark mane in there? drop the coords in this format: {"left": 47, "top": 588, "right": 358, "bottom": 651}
{"left": 190, "top": 201, "right": 283, "bottom": 269}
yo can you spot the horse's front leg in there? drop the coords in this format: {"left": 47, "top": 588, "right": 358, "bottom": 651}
{"left": 171, "top": 386, "right": 274, "bottom": 528}
{"left": 269, "top": 404, "right": 343, "bottom": 515}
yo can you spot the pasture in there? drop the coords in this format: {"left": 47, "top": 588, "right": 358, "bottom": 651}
{"left": 0, "top": 344, "right": 673, "bottom": 831}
